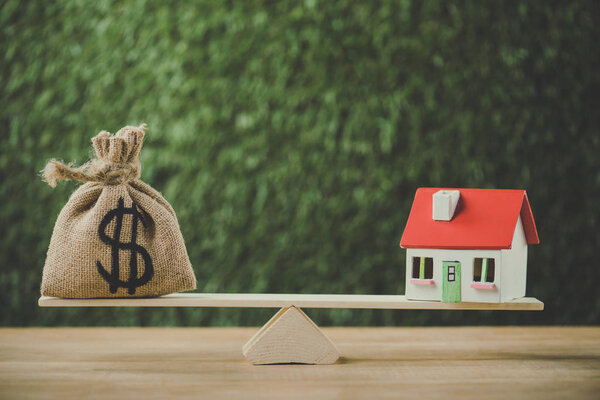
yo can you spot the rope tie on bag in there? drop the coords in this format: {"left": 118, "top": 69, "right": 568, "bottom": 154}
{"left": 42, "top": 124, "right": 147, "bottom": 187}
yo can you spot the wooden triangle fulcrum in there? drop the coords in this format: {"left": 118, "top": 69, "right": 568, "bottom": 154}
{"left": 242, "top": 306, "right": 340, "bottom": 365}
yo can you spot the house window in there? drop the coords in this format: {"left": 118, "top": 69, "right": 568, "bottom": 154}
{"left": 412, "top": 257, "right": 433, "bottom": 280}
{"left": 473, "top": 258, "right": 495, "bottom": 283}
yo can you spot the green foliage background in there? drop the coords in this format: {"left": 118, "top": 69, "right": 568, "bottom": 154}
{"left": 1, "top": 1, "right": 599, "bottom": 327}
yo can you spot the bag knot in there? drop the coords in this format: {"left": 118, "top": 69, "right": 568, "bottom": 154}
{"left": 42, "top": 124, "right": 147, "bottom": 187}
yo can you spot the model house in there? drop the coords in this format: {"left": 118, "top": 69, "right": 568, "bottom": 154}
{"left": 400, "top": 188, "right": 539, "bottom": 303}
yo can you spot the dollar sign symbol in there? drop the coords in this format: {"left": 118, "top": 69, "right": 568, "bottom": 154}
{"left": 96, "top": 197, "right": 154, "bottom": 295}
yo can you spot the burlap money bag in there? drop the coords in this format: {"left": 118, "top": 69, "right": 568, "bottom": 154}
{"left": 41, "top": 124, "right": 196, "bottom": 298}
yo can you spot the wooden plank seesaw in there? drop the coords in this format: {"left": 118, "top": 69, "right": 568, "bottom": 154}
{"left": 39, "top": 293, "right": 544, "bottom": 365}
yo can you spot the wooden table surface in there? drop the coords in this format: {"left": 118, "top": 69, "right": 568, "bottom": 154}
{"left": 1, "top": 327, "right": 599, "bottom": 400}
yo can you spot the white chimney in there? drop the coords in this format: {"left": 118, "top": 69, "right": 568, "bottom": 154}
{"left": 432, "top": 190, "right": 460, "bottom": 221}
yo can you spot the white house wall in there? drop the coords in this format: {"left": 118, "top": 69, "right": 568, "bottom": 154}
{"left": 500, "top": 215, "right": 528, "bottom": 302}
{"left": 405, "top": 248, "right": 502, "bottom": 303}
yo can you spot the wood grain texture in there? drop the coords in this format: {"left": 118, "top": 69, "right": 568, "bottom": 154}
{"left": 1, "top": 327, "right": 598, "bottom": 400}
{"left": 243, "top": 307, "right": 340, "bottom": 365}
{"left": 38, "top": 293, "right": 544, "bottom": 310}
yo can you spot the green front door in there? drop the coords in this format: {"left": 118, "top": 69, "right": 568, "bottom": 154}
{"left": 442, "top": 261, "right": 461, "bottom": 302}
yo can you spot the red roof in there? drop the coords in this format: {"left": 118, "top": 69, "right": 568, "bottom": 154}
{"left": 400, "top": 188, "right": 539, "bottom": 250}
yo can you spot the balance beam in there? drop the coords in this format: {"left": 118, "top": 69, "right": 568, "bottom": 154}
{"left": 38, "top": 293, "right": 544, "bottom": 365}
{"left": 38, "top": 293, "right": 543, "bottom": 310}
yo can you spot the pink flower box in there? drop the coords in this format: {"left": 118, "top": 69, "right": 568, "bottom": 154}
{"left": 470, "top": 282, "right": 496, "bottom": 290}
{"left": 411, "top": 279, "right": 435, "bottom": 286}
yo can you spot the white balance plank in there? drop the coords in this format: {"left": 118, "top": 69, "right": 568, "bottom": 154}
{"left": 242, "top": 306, "right": 340, "bottom": 365}
{"left": 38, "top": 293, "right": 544, "bottom": 310}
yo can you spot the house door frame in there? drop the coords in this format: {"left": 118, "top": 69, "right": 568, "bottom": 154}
{"left": 442, "top": 261, "right": 461, "bottom": 302}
